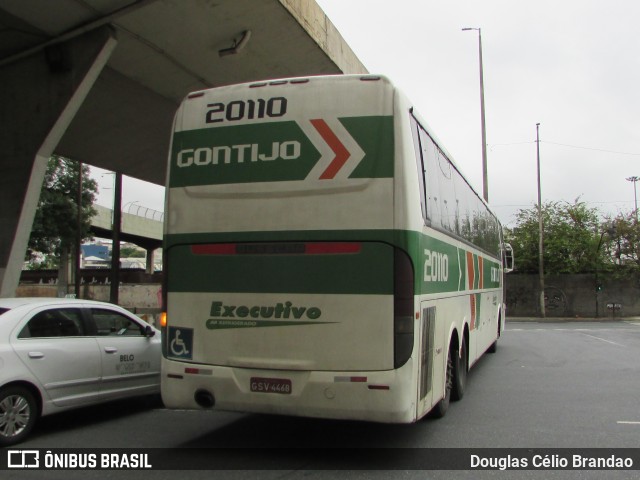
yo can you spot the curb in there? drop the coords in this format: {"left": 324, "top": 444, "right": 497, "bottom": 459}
{"left": 507, "top": 316, "right": 640, "bottom": 323}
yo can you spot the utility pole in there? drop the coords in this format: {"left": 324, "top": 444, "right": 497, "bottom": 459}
{"left": 536, "top": 123, "right": 545, "bottom": 318}
{"left": 110, "top": 172, "right": 122, "bottom": 304}
{"left": 626, "top": 176, "right": 639, "bottom": 222}
{"left": 462, "top": 27, "right": 489, "bottom": 202}
{"left": 75, "top": 161, "right": 83, "bottom": 298}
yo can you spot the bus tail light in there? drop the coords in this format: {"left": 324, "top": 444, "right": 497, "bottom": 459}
{"left": 160, "top": 311, "right": 168, "bottom": 357}
{"left": 394, "top": 248, "right": 415, "bottom": 369}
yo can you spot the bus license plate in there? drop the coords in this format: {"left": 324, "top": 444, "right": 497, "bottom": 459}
{"left": 250, "top": 377, "right": 292, "bottom": 395}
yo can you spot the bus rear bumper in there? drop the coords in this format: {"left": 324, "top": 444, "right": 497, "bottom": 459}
{"left": 161, "top": 358, "right": 417, "bottom": 424}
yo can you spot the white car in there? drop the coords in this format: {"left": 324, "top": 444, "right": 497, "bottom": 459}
{"left": 0, "top": 298, "right": 161, "bottom": 446}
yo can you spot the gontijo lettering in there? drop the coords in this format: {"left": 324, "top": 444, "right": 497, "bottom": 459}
{"left": 210, "top": 300, "right": 321, "bottom": 320}
{"left": 176, "top": 141, "right": 301, "bottom": 167}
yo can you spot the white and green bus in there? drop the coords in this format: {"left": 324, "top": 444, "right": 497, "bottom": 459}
{"left": 161, "top": 74, "right": 513, "bottom": 422}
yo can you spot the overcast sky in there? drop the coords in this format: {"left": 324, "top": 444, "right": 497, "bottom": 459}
{"left": 95, "top": 0, "right": 640, "bottom": 227}
{"left": 316, "top": 0, "right": 640, "bottom": 226}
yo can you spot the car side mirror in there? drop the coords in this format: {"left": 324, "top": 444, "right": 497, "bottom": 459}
{"left": 144, "top": 325, "right": 156, "bottom": 337}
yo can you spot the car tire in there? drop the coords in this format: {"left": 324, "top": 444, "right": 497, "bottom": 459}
{"left": 0, "top": 386, "right": 38, "bottom": 447}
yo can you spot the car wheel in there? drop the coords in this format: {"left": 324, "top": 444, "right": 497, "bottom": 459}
{"left": 0, "top": 386, "right": 38, "bottom": 446}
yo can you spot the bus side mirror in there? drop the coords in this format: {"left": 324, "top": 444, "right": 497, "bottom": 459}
{"left": 503, "top": 243, "right": 514, "bottom": 273}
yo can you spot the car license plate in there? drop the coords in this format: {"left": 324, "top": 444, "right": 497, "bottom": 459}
{"left": 250, "top": 377, "right": 292, "bottom": 394}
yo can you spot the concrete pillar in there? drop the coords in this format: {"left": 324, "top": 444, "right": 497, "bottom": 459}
{"left": 145, "top": 248, "right": 155, "bottom": 275}
{"left": 0, "top": 27, "right": 117, "bottom": 297}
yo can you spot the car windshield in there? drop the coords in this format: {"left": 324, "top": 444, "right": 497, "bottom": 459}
{"left": 0, "top": 308, "right": 9, "bottom": 316}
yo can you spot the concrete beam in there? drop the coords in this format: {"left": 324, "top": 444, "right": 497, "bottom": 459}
{"left": 0, "top": 26, "right": 117, "bottom": 297}
{"left": 279, "top": 0, "right": 367, "bottom": 75}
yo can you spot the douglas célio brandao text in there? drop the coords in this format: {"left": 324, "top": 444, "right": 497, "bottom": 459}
{"left": 470, "top": 453, "right": 634, "bottom": 470}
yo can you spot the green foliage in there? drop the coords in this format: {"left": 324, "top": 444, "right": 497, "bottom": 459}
{"left": 505, "top": 200, "right": 604, "bottom": 274}
{"left": 120, "top": 246, "right": 146, "bottom": 258}
{"left": 604, "top": 211, "right": 640, "bottom": 272}
{"left": 27, "top": 156, "right": 97, "bottom": 267}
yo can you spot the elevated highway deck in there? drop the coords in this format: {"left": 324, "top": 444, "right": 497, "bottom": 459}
{"left": 0, "top": 0, "right": 366, "bottom": 296}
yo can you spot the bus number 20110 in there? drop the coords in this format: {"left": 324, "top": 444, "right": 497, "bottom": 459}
{"left": 205, "top": 97, "right": 287, "bottom": 124}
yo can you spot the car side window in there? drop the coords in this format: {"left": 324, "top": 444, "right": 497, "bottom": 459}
{"left": 91, "top": 309, "right": 144, "bottom": 336}
{"left": 19, "top": 308, "right": 85, "bottom": 338}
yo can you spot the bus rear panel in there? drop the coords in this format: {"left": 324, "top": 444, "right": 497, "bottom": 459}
{"left": 162, "top": 74, "right": 507, "bottom": 423}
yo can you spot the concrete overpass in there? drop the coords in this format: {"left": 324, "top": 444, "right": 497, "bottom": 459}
{"left": 0, "top": 0, "right": 366, "bottom": 297}
{"left": 90, "top": 204, "right": 163, "bottom": 275}
{"left": 91, "top": 204, "right": 162, "bottom": 249}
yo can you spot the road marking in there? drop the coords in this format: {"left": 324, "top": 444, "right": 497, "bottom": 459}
{"left": 580, "top": 333, "right": 625, "bottom": 347}
{"left": 617, "top": 421, "right": 640, "bottom": 425}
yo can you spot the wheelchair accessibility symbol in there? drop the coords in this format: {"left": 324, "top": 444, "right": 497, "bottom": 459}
{"left": 168, "top": 327, "right": 193, "bottom": 360}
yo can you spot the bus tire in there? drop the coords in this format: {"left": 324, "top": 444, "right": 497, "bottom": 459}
{"left": 451, "top": 334, "right": 467, "bottom": 401}
{"left": 430, "top": 345, "right": 453, "bottom": 418}
{"left": 488, "top": 317, "right": 500, "bottom": 353}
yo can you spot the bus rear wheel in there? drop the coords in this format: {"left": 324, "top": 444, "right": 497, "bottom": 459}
{"left": 488, "top": 319, "right": 500, "bottom": 353}
{"left": 430, "top": 345, "right": 453, "bottom": 418}
{"left": 451, "top": 334, "right": 467, "bottom": 401}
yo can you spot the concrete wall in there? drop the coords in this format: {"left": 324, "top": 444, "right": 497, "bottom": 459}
{"left": 506, "top": 273, "right": 640, "bottom": 318}
{"left": 20, "top": 272, "right": 640, "bottom": 321}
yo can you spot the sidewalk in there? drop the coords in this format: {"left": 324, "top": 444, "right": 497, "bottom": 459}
{"left": 507, "top": 316, "right": 640, "bottom": 322}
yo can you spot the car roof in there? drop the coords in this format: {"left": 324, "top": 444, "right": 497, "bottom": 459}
{"left": 0, "top": 297, "right": 119, "bottom": 310}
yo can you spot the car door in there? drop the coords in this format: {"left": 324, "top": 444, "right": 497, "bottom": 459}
{"left": 90, "top": 308, "right": 161, "bottom": 398}
{"left": 10, "top": 307, "right": 103, "bottom": 407}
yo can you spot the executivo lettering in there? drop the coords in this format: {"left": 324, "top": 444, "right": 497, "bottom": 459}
{"left": 206, "top": 300, "right": 325, "bottom": 330}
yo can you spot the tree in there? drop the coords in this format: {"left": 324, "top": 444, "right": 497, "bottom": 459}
{"left": 505, "top": 200, "right": 603, "bottom": 274}
{"left": 27, "top": 156, "right": 98, "bottom": 269}
{"left": 120, "top": 245, "right": 146, "bottom": 258}
{"left": 604, "top": 211, "right": 640, "bottom": 272}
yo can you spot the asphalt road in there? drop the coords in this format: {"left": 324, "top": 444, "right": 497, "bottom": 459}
{"left": 9, "top": 320, "right": 640, "bottom": 479}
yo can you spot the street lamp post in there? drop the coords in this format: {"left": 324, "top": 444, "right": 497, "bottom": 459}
{"left": 536, "top": 123, "right": 545, "bottom": 318}
{"left": 462, "top": 27, "right": 489, "bottom": 202}
{"left": 594, "top": 223, "right": 617, "bottom": 317}
{"left": 626, "top": 176, "right": 639, "bottom": 222}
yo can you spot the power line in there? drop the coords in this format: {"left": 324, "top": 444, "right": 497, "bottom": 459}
{"left": 489, "top": 141, "right": 534, "bottom": 150}
{"left": 542, "top": 141, "right": 640, "bottom": 157}
{"left": 493, "top": 200, "right": 634, "bottom": 207}
{"left": 488, "top": 140, "right": 640, "bottom": 156}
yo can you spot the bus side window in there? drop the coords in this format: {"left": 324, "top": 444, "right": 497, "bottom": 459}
{"left": 410, "top": 116, "right": 427, "bottom": 222}
{"left": 419, "top": 128, "right": 441, "bottom": 226}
